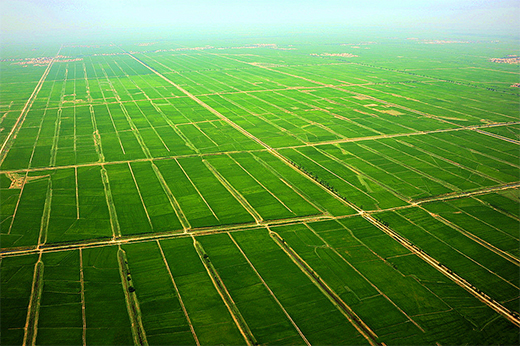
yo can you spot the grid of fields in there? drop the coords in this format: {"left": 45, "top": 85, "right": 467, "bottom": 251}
{"left": 1, "top": 37, "right": 519, "bottom": 345}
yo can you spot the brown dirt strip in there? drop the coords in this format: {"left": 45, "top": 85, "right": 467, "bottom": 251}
{"left": 79, "top": 249, "right": 87, "bottom": 346}
{"left": 37, "top": 177, "right": 52, "bottom": 246}
{"left": 22, "top": 252, "right": 44, "bottom": 346}
{"left": 100, "top": 166, "right": 121, "bottom": 239}
{"left": 117, "top": 246, "right": 148, "bottom": 346}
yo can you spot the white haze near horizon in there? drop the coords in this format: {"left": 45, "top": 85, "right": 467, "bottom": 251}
{"left": 1, "top": 0, "right": 519, "bottom": 43}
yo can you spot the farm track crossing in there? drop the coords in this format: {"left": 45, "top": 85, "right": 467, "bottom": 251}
{"left": 1, "top": 120, "right": 516, "bottom": 176}
{"left": 2, "top": 182, "right": 518, "bottom": 258}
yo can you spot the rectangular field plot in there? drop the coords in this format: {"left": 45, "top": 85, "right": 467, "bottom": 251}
{"left": 105, "top": 163, "right": 153, "bottom": 235}
{"left": 1, "top": 174, "right": 49, "bottom": 249}
{"left": 122, "top": 242, "right": 197, "bottom": 345}
{"left": 36, "top": 250, "right": 83, "bottom": 345}
{"left": 128, "top": 161, "right": 184, "bottom": 233}
{"left": 176, "top": 157, "right": 255, "bottom": 225}
{"left": 159, "top": 237, "right": 246, "bottom": 345}
{"left": 82, "top": 246, "right": 134, "bottom": 345}
{"left": 46, "top": 167, "right": 113, "bottom": 244}
{"left": 0, "top": 254, "right": 39, "bottom": 345}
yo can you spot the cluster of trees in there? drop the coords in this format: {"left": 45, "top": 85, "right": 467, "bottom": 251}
{"left": 373, "top": 216, "right": 389, "bottom": 227}
{"left": 287, "top": 159, "right": 351, "bottom": 203}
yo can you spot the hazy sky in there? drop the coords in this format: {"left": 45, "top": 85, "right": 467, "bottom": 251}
{"left": 1, "top": 0, "right": 519, "bottom": 39}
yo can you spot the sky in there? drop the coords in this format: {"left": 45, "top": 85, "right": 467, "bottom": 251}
{"left": 1, "top": 0, "right": 519, "bottom": 41}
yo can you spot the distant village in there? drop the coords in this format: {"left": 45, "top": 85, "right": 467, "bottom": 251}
{"left": 490, "top": 56, "right": 520, "bottom": 64}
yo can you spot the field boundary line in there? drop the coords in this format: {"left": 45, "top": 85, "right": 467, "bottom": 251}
{"left": 156, "top": 240, "right": 200, "bottom": 346}
{"left": 100, "top": 166, "right": 121, "bottom": 239}
{"left": 1, "top": 214, "right": 336, "bottom": 259}
{"left": 475, "top": 129, "right": 520, "bottom": 145}
{"left": 37, "top": 177, "right": 53, "bottom": 246}
{"left": 89, "top": 105, "right": 106, "bottom": 163}
{"left": 79, "top": 249, "right": 87, "bottom": 346}
{"left": 117, "top": 246, "right": 148, "bottom": 346}
{"left": 175, "top": 158, "right": 220, "bottom": 222}
{"left": 127, "top": 162, "right": 154, "bottom": 230}
{"left": 422, "top": 207, "right": 520, "bottom": 266}
{"left": 22, "top": 252, "right": 43, "bottom": 346}
{"left": 6, "top": 172, "right": 30, "bottom": 235}
{"left": 227, "top": 232, "right": 312, "bottom": 346}
{"left": 227, "top": 154, "right": 296, "bottom": 215}
{"left": 393, "top": 139, "right": 503, "bottom": 185}
{"left": 0, "top": 46, "right": 62, "bottom": 164}
{"left": 252, "top": 154, "right": 327, "bottom": 215}
{"left": 75, "top": 167, "right": 80, "bottom": 219}
{"left": 411, "top": 182, "right": 520, "bottom": 205}
{"left": 357, "top": 142, "right": 461, "bottom": 192}
{"left": 303, "top": 223, "right": 426, "bottom": 332}
{"left": 267, "top": 227, "right": 381, "bottom": 346}
{"left": 192, "top": 237, "right": 257, "bottom": 346}
{"left": 361, "top": 212, "right": 520, "bottom": 328}
{"left": 151, "top": 163, "right": 191, "bottom": 231}
{"left": 203, "top": 159, "right": 262, "bottom": 223}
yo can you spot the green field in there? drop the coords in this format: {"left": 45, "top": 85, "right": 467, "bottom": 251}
{"left": 1, "top": 33, "right": 519, "bottom": 345}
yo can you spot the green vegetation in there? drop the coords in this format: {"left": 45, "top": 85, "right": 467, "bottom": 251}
{"left": 1, "top": 35, "right": 518, "bottom": 345}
